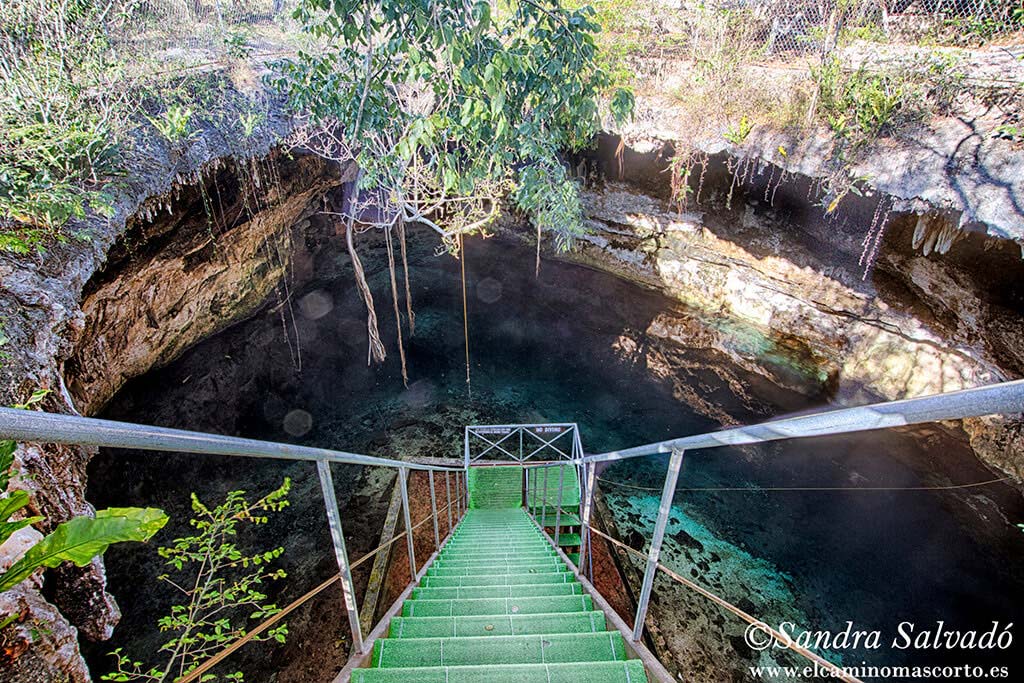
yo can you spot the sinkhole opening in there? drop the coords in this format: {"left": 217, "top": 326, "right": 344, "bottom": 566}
{"left": 80, "top": 224, "right": 1024, "bottom": 681}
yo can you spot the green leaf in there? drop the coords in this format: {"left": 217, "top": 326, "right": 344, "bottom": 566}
{"left": 0, "top": 440, "right": 15, "bottom": 491}
{"left": 0, "top": 507, "right": 168, "bottom": 593}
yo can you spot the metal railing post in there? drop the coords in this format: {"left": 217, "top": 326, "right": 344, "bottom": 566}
{"left": 578, "top": 461, "right": 596, "bottom": 577}
{"left": 519, "top": 427, "right": 524, "bottom": 461}
{"left": 532, "top": 466, "right": 540, "bottom": 516}
{"left": 464, "top": 469, "right": 470, "bottom": 513}
{"left": 428, "top": 470, "right": 440, "bottom": 551}
{"left": 554, "top": 464, "right": 565, "bottom": 548}
{"left": 445, "top": 471, "right": 453, "bottom": 533}
{"left": 452, "top": 471, "right": 459, "bottom": 519}
{"left": 455, "top": 471, "right": 462, "bottom": 517}
{"left": 398, "top": 467, "right": 417, "bottom": 580}
{"left": 632, "top": 448, "right": 685, "bottom": 642}
{"left": 540, "top": 465, "right": 549, "bottom": 528}
{"left": 316, "top": 460, "right": 365, "bottom": 654}
{"left": 464, "top": 428, "right": 470, "bottom": 468}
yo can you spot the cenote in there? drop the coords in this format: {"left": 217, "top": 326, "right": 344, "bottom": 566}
{"left": 82, "top": 230, "right": 1024, "bottom": 680}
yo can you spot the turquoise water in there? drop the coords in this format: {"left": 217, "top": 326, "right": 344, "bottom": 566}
{"left": 87, "top": 234, "right": 1024, "bottom": 679}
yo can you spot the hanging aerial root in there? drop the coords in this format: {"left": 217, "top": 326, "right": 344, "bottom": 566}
{"left": 459, "top": 232, "right": 472, "bottom": 397}
{"left": 535, "top": 221, "right": 541, "bottom": 278}
{"left": 346, "top": 216, "right": 386, "bottom": 364}
{"left": 385, "top": 226, "right": 409, "bottom": 387}
{"left": 398, "top": 219, "right": 415, "bottom": 335}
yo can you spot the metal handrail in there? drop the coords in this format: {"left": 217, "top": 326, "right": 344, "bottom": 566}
{"left": 5, "top": 378, "right": 1023, "bottom": 682}
{"left": 0, "top": 407, "right": 460, "bottom": 472}
{"left": 464, "top": 422, "right": 580, "bottom": 466}
{"left": 519, "top": 380, "right": 1024, "bottom": 683}
{"left": 585, "top": 379, "right": 1024, "bottom": 463}
{"left": 0, "top": 405, "right": 468, "bottom": 676}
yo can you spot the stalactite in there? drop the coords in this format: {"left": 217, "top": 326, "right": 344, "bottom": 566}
{"left": 912, "top": 213, "right": 964, "bottom": 257}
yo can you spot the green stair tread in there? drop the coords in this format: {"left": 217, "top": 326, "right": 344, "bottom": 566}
{"left": 351, "top": 660, "right": 647, "bottom": 683}
{"left": 402, "top": 594, "right": 593, "bottom": 617}
{"left": 361, "top": 493, "right": 647, "bottom": 683}
{"left": 468, "top": 467, "right": 524, "bottom": 508}
{"left": 411, "top": 584, "right": 582, "bottom": 600}
{"left": 527, "top": 465, "right": 581, "bottom": 506}
{"left": 426, "top": 565, "right": 570, "bottom": 577}
{"left": 556, "top": 533, "right": 582, "bottom": 547}
{"left": 421, "top": 572, "right": 576, "bottom": 587}
{"left": 372, "top": 632, "right": 627, "bottom": 668}
{"left": 388, "top": 611, "right": 608, "bottom": 638}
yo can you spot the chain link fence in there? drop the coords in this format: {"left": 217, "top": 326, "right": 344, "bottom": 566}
{"left": 651, "top": 0, "right": 1022, "bottom": 59}
{"left": 113, "top": 0, "right": 303, "bottom": 57}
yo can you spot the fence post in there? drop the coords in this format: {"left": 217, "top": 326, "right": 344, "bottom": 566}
{"left": 428, "top": 470, "right": 440, "bottom": 551}
{"left": 540, "top": 465, "right": 549, "bottom": 528}
{"left": 445, "top": 471, "right": 453, "bottom": 534}
{"left": 315, "top": 460, "right": 365, "bottom": 654}
{"left": 530, "top": 466, "right": 538, "bottom": 515}
{"left": 398, "top": 467, "right": 417, "bottom": 580}
{"left": 452, "top": 470, "right": 459, "bottom": 519}
{"left": 554, "top": 464, "right": 565, "bottom": 548}
{"left": 632, "top": 448, "right": 685, "bottom": 642}
{"left": 578, "top": 461, "right": 596, "bottom": 577}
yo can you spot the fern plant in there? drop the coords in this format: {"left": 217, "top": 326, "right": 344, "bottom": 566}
{"left": 146, "top": 105, "right": 196, "bottom": 144}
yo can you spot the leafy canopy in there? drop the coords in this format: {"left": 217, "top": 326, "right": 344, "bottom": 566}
{"left": 274, "top": 0, "right": 634, "bottom": 250}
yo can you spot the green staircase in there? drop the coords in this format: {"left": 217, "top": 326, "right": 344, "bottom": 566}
{"left": 527, "top": 464, "right": 583, "bottom": 566}
{"left": 351, "top": 467, "right": 647, "bottom": 683}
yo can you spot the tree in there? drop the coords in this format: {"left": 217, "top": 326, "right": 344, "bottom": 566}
{"left": 271, "top": 0, "right": 633, "bottom": 368}
{"left": 103, "top": 479, "right": 291, "bottom": 683}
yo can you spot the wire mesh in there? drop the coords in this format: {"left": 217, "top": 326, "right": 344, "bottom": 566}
{"left": 616, "top": 0, "right": 1021, "bottom": 65}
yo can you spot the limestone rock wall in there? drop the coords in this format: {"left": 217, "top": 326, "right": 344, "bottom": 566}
{"left": 536, "top": 173, "right": 1024, "bottom": 479}
{"left": 0, "top": 75, "right": 347, "bottom": 681}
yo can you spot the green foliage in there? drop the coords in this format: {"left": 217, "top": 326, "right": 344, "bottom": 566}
{"left": 237, "top": 110, "right": 265, "bottom": 139}
{"left": 0, "top": 0, "right": 130, "bottom": 251}
{"left": 0, "top": 397, "right": 167, "bottom": 594}
{"left": 0, "top": 321, "right": 9, "bottom": 364}
{"left": 224, "top": 30, "right": 254, "bottom": 60}
{"left": 146, "top": 105, "right": 197, "bottom": 144}
{"left": 945, "top": 11, "right": 1019, "bottom": 43}
{"left": 724, "top": 115, "right": 754, "bottom": 144}
{"left": 814, "top": 57, "right": 909, "bottom": 149}
{"left": 103, "top": 479, "right": 291, "bottom": 683}
{"left": 274, "top": 0, "right": 633, "bottom": 251}
{"left": 995, "top": 123, "right": 1023, "bottom": 143}
{"left": 514, "top": 162, "right": 586, "bottom": 251}
{"left": 0, "top": 507, "right": 169, "bottom": 593}
{"left": 839, "top": 23, "right": 888, "bottom": 44}
{"left": 814, "top": 52, "right": 968, "bottom": 155}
